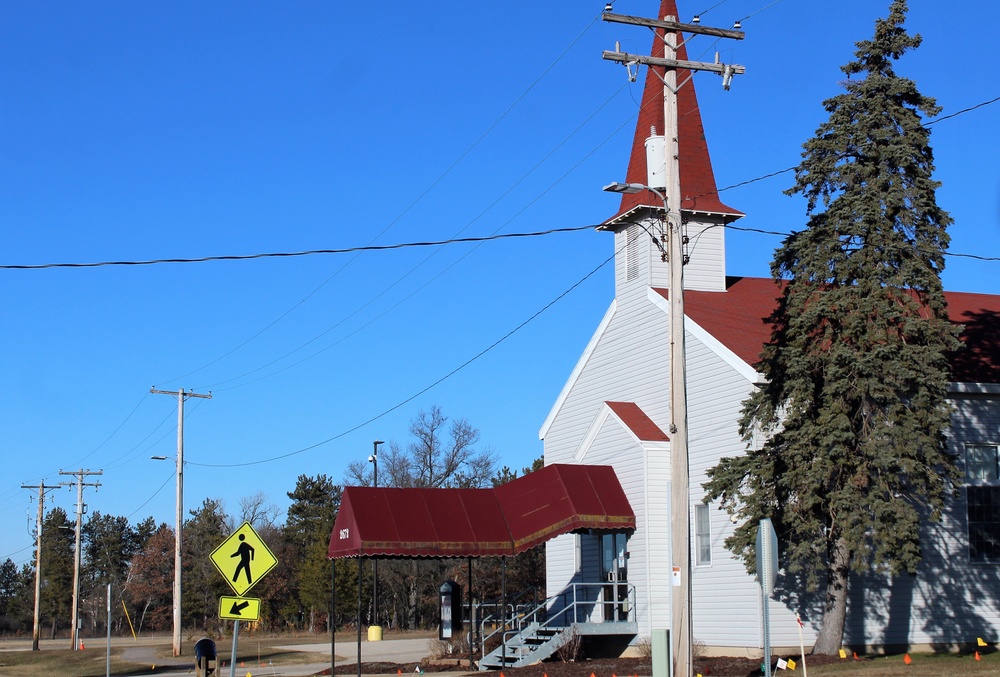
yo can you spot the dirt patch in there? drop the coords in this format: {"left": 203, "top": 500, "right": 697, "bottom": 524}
{"left": 319, "top": 654, "right": 847, "bottom": 677}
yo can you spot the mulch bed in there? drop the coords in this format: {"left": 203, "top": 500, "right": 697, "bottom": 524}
{"left": 321, "top": 654, "right": 847, "bottom": 677}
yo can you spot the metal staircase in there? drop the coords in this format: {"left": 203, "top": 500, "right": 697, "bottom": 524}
{"left": 478, "top": 582, "right": 637, "bottom": 670}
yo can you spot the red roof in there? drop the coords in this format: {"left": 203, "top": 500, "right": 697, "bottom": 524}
{"left": 328, "top": 464, "right": 636, "bottom": 559}
{"left": 606, "top": 0, "right": 743, "bottom": 224}
{"left": 495, "top": 464, "right": 635, "bottom": 552}
{"left": 606, "top": 401, "right": 670, "bottom": 442}
{"left": 663, "top": 276, "right": 1000, "bottom": 384}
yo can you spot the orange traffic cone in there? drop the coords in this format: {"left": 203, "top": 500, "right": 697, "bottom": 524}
{"left": 904, "top": 654, "right": 912, "bottom": 665}
{"left": 976, "top": 651, "right": 982, "bottom": 661}
{"left": 853, "top": 652, "right": 860, "bottom": 661}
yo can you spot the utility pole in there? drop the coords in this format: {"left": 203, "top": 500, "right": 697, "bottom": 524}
{"left": 21, "top": 482, "right": 60, "bottom": 651}
{"left": 602, "top": 10, "right": 744, "bottom": 677}
{"left": 151, "top": 387, "right": 212, "bottom": 657}
{"left": 59, "top": 468, "right": 102, "bottom": 651}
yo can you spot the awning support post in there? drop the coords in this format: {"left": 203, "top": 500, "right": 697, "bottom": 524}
{"left": 330, "top": 559, "right": 337, "bottom": 676}
{"left": 467, "top": 557, "right": 474, "bottom": 670}
{"left": 357, "top": 558, "right": 363, "bottom": 677}
{"left": 501, "top": 556, "right": 507, "bottom": 667}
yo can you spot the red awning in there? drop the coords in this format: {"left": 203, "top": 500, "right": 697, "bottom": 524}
{"left": 328, "top": 464, "right": 635, "bottom": 559}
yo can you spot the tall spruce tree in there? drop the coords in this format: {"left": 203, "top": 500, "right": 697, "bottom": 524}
{"left": 704, "top": 0, "right": 961, "bottom": 654}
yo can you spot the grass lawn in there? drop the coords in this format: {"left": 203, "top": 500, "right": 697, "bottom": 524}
{"left": 804, "top": 650, "right": 1000, "bottom": 676}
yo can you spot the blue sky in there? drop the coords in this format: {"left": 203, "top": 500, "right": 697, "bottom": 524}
{"left": 2, "top": 0, "right": 998, "bottom": 567}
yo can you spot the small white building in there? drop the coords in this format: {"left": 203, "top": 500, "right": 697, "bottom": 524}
{"left": 541, "top": 0, "right": 1000, "bottom": 654}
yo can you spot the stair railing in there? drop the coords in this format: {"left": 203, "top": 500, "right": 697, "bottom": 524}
{"left": 478, "top": 581, "right": 636, "bottom": 665}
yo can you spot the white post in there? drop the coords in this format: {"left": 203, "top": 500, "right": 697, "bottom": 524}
{"left": 71, "top": 476, "right": 83, "bottom": 650}
{"left": 106, "top": 583, "right": 112, "bottom": 677}
{"left": 174, "top": 388, "right": 185, "bottom": 658}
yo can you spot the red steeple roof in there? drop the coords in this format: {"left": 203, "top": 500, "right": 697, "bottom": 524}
{"left": 606, "top": 0, "right": 742, "bottom": 224}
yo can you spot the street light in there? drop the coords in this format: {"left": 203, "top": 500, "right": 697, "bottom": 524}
{"left": 603, "top": 182, "right": 669, "bottom": 258}
{"left": 151, "top": 452, "right": 182, "bottom": 658}
{"left": 368, "top": 440, "right": 383, "bottom": 488}
{"left": 150, "top": 387, "right": 210, "bottom": 658}
{"left": 603, "top": 181, "right": 661, "bottom": 197}
{"left": 368, "top": 440, "right": 384, "bottom": 629}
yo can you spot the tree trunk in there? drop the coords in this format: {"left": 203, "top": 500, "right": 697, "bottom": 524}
{"left": 407, "top": 562, "right": 418, "bottom": 630}
{"left": 812, "top": 536, "right": 850, "bottom": 655}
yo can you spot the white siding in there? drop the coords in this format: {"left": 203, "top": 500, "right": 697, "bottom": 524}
{"left": 544, "top": 214, "right": 1000, "bottom": 651}
{"left": 685, "top": 329, "right": 771, "bottom": 648}
{"left": 675, "top": 216, "right": 728, "bottom": 292}
{"left": 613, "top": 213, "right": 727, "bottom": 296}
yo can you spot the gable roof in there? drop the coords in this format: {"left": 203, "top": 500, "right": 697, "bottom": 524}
{"left": 606, "top": 401, "right": 670, "bottom": 442}
{"left": 662, "top": 276, "right": 1000, "bottom": 385}
{"left": 605, "top": 0, "right": 743, "bottom": 226}
{"left": 327, "top": 463, "right": 635, "bottom": 559}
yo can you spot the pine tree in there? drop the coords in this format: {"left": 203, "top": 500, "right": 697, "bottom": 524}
{"left": 38, "top": 507, "right": 75, "bottom": 638}
{"left": 704, "top": 0, "right": 961, "bottom": 654}
{"left": 285, "top": 474, "right": 341, "bottom": 632}
{"left": 182, "top": 498, "right": 231, "bottom": 632}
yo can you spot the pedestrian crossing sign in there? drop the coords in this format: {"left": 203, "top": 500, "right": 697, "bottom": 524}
{"left": 210, "top": 522, "right": 277, "bottom": 596}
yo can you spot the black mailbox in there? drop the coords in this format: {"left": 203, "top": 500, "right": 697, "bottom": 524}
{"left": 194, "top": 637, "right": 217, "bottom": 677}
{"left": 439, "top": 579, "right": 462, "bottom": 641}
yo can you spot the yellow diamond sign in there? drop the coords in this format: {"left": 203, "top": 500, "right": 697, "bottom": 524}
{"left": 210, "top": 522, "right": 277, "bottom": 596}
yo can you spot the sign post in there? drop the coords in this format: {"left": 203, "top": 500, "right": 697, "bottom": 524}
{"left": 210, "top": 522, "right": 277, "bottom": 677}
{"left": 757, "top": 519, "right": 778, "bottom": 677}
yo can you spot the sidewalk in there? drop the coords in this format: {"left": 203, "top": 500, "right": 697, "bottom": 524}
{"left": 139, "top": 636, "right": 435, "bottom": 677}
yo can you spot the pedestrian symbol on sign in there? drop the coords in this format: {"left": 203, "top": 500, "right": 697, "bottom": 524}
{"left": 210, "top": 522, "right": 277, "bottom": 596}
{"left": 231, "top": 534, "right": 255, "bottom": 585}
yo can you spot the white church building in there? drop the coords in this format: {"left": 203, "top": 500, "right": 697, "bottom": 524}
{"left": 540, "top": 0, "right": 1000, "bottom": 655}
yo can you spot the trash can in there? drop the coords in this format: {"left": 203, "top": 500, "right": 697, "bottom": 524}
{"left": 194, "top": 637, "right": 217, "bottom": 677}
{"left": 368, "top": 625, "right": 383, "bottom": 641}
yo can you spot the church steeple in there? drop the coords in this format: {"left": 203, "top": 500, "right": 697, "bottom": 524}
{"left": 605, "top": 0, "right": 743, "bottom": 226}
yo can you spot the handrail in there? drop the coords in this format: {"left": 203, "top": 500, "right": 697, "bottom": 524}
{"left": 478, "top": 581, "right": 636, "bottom": 663}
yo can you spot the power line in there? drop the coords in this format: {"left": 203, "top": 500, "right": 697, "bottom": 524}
{"left": 687, "top": 94, "right": 1000, "bottom": 200}
{"left": 10, "top": 91, "right": 993, "bottom": 275}
{"left": 187, "top": 250, "right": 617, "bottom": 469}
{"left": 9, "top": 92, "right": 993, "bottom": 274}
{"left": 925, "top": 95, "right": 1000, "bottom": 126}
{"left": 0, "top": 226, "right": 598, "bottom": 270}
{"left": 735, "top": 0, "right": 786, "bottom": 24}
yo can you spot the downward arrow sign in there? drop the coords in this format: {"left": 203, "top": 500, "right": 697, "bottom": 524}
{"left": 229, "top": 600, "right": 250, "bottom": 615}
